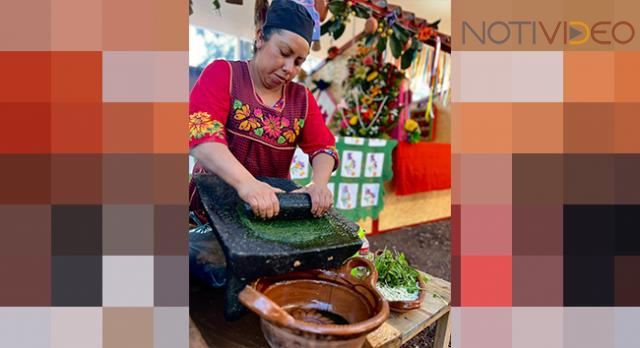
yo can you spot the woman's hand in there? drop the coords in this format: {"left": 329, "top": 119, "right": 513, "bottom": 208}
{"left": 294, "top": 182, "right": 333, "bottom": 218}
{"left": 237, "top": 179, "right": 284, "bottom": 219}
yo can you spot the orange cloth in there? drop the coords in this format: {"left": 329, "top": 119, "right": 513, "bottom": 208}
{"left": 392, "top": 142, "right": 451, "bottom": 195}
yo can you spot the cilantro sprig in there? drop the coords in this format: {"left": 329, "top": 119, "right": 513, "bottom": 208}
{"left": 374, "top": 249, "right": 423, "bottom": 294}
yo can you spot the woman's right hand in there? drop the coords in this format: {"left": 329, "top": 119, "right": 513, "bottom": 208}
{"left": 237, "top": 179, "right": 284, "bottom": 219}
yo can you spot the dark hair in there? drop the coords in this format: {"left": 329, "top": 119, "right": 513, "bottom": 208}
{"left": 253, "top": 26, "right": 283, "bottom": 54}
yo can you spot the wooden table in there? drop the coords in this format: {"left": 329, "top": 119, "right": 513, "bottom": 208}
{"left": 364, "top": 273, "right": 451, "bottom": 348}
{"left": 189, "top": 272, "right": 451, "bottom": 348}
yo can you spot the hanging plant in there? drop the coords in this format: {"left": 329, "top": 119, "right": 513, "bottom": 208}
{"left": 320, "top": 0, "right": 439, "bottom": 69}
{"left": 321, "top": 0, "right": 371, "bottom": 40}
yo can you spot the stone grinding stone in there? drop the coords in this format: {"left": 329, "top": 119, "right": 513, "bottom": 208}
{"left": 194, "top": 174, "right": 362, "bottom": 320}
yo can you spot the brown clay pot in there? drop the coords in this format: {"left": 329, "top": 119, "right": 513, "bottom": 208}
{"left": 238, "top": 257, "right": 389, "bottom": 348}
{"left": 387, "top": 275, "right": 427, "bottom": 312}
{"left": 373, "top": 250, "right": 426, "bottom": 313}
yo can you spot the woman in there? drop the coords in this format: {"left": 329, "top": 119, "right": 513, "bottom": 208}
{"left": 188, "top": 0, "right": 339, "bottom": 223}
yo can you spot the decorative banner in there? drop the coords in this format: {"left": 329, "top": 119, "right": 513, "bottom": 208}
{"left": 292, "top": 136, "right": 397, "bottom": 221}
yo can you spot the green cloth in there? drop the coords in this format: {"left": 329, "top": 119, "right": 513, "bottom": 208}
{"left": 291, "top": 136, "right": 397, "bottom": 221}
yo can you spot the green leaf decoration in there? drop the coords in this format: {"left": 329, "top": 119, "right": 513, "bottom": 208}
{"left": 352, "top": 3, "right": 371, "bottom": 18}
{"left": 277, "top": 136, "right": 286, "bottom": 144}
{"left": 254, "top": 128, "right": 264, "bottom": 136}
{"left": 392, "top": 23, "right": 409, "bottom": 43}
{"left": 321, "top": 19, "right": 334, "bottom": 35}
{"left": 298, "top": 119, "right": 305, "bottom": 128}
{"left": 233, "top": 99, "right": 242, "bottom": 110}
{"left": 376, "top": 36, "right": 387, "bottom": 54}
{"left": 364, "top": 34, "right": 376, "bottom": 47}
{"left": 333, "top": 22, "right": 346, "bottom": 40}
{"left": 401, "top": 48, "right": 417, "bottom": 69}
{"left": 328, "top": 0, "right": 347, "bottom": 16}
{"left": 389, "top": 34, "right": 402, "bottom": 59}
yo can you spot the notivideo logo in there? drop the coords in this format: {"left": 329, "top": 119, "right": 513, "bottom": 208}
{"left": 462, "top": 20, "right": 636, "bottom": 45}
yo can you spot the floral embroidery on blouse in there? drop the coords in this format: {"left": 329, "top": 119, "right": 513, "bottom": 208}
{"left": 189, "top": 112, "right": 225, "bottom": 140}
{"left": 232, "top": 99, "right": 305, "bottom": 145}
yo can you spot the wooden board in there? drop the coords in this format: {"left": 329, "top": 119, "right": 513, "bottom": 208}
{"left": 365, "top": 272, "right": 451, "bottom": 347}
{"left": 190, "top": 272, "right": 451, "bottom": 348}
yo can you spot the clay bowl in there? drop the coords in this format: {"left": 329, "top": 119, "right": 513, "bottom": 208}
{"left": 239, "top": 257, "right": 389, "bottom": 348}
{"left": 386, "top": 275, "right": 427, "bottom": 313}
{"left": 373, "top": 250, "right": 426, "bottom": 313}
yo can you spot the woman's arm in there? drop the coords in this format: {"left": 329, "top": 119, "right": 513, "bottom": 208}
{"left": 305, "top": 153, "right": 335, "bottom": 217}
{"left": 296, "top": 89, "right": 340, "bottom": 217}
{"left": 191, "top": 143, "right": 282, "bottom": 219}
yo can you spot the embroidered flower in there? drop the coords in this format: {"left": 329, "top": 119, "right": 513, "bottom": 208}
{"left": 189, "top": 112, "right": 224, "bottom": 140}
{"left": 262, "top": 115, "right": 282, "bottom": 138}
{"left": 293, "top": 118, "right": 302, "bottom": 135}
{"left": 282, "top": 129, "right": 296, "bottom": 143}
{"left": 232, "top": 105, "right": 300, "bottom": 145}
{"left": 254, "top": 107, "right": 264, "bottom": 120}
{"left": 239, "top": 118, "right": 260, "bottom": 131}
{"left": 234, "top": 104, "right": 251, "bottom": 121}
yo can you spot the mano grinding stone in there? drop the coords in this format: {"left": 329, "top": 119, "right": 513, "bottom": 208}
{"left": 242, "top": 192, "right": 315, "bottom": 220}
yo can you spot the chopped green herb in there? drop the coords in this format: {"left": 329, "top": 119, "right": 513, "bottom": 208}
{"left": 374, "top": 248, "right": 423, "bottom": 294}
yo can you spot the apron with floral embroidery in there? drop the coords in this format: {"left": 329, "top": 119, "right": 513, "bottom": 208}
{"left": 189, "top": 61, "right": 308, "bottom": 223}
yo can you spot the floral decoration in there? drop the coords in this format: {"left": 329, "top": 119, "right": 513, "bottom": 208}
{"left": 189, "top": 111, "right": 225, "bottom": 140}
{"left": 231, "top": 99, "right": 304, "bottom": 145}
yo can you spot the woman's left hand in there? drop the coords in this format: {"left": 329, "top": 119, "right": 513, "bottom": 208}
{"left": 294, "top": 182, "right": 333, "bottom": 218}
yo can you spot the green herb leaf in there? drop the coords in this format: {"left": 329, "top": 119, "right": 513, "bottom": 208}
{"left": 373, "top": 248, "right": 422, "bottom": 294}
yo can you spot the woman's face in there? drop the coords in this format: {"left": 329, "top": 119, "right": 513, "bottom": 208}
{"left": 255, "top": 29, "right": 310, "bottom": 89}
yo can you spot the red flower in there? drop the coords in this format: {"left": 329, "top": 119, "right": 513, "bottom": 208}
{"left": 418, "top": 27, "right": 435, "bottom": 41}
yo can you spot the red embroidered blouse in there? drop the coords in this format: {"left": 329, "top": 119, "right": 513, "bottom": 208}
{"left": 188, "top": 60, "right": 339, "bottom": 219}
